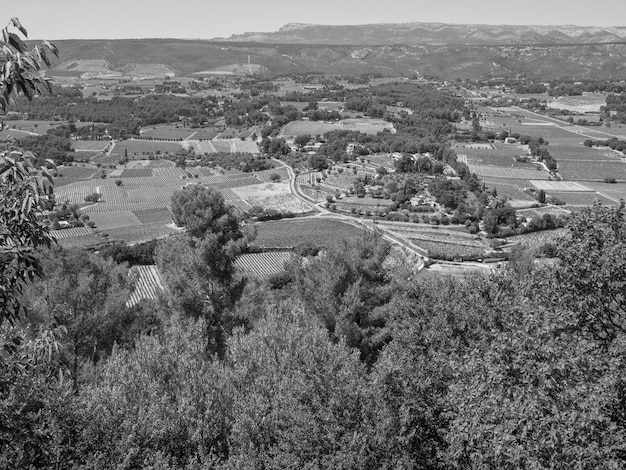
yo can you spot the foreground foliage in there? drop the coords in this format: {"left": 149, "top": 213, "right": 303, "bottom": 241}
{"left": 2, "top": 203, "right": 626, "bottom": 469}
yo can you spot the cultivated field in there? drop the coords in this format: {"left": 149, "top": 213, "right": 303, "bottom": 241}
{"left": 548, "top": 192, "right": 618, "bottom": 206}
{"left": 516, "top": 206, "right": 571, "bottom": 219}
{"left": 468, "top": 164, "right": 550, "bottom": 180}
{"left": 282, "top": 118, "right": 394, "bottom": 137}
{"left": 141, "top": 126, "right": 195, "bottom": 140}
{"left": 102, "top": 222, "right": 181, "bottom": 243}
{"left": 576, "top": 181, "right": 626, "bottom": 201}
{"left": 217, "top": 189, "right": 252, "bottom": 211}
{"left": 72, "top": 141, "right": 111, "bottom": 152}
{"left": 56, "top": 165, "right": 100, "bottom": 179}
{"left": 529, "top": 181, "right": 592, "bottom": 192}
{"left": 480, "top": 177, "right": 536, "bottom": 202}
{"left": 89, "top": 211, "right": 143, "bottom": 230}
{"left": 199, "top": 139, "right": 259, "bottom": 154}
{"left": 549, "top": 144, "right": 622, "bottom": 161}
{"left": 50, "top": 227, "right": 94, "bottom": 239}
{"left": 235, "top": 252, "right": 296, "bottom": 280}
{"left": 111, "top": 140, "right": 184, "bottom": 155}
{"left": 189, "top": 129, "right": 221, "bottom": 140}
{"left": 2, "top": 120, "right": 61, "bottom": 134}
{"left": 133, "top": 208, "right": 172, "bottom": 224}
{"left": 127, "top": 265, "right": 165, "bottom": 308}
{"left": 253, "top": 218, "right": 365, "bottom": 249}
{"left": 557, "top": 160, "right": 626, "bottom": 181}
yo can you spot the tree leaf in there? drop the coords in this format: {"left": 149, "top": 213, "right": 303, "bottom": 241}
{"left": 10, "top": 17, "right": 27, "bottom": 37}
{"left": 42, "top": 40, "right": 58, "bottom": 58}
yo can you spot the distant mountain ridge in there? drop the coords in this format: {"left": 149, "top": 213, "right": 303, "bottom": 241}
{"left": 224, "top": 22, "right": 626, "bottom": 46}
{"left": 45, "top": 21, "right": 626, "bottom": 82}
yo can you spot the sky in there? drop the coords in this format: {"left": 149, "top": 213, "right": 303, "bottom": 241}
{"left": 8, "top": 0, "right": 626, "bottom": 40}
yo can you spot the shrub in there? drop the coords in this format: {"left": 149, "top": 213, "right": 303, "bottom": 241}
{"left": 115, "top": 179, "right": 123, "bottom": 186}
{"left": 269, "top": 172, "right": 281, "bottom": 182}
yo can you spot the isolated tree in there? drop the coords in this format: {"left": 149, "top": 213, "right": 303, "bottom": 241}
{"left": 0, "top": 18, "right": 59, "bottom": 324}
{"left": 159, "top": 186, "right": 251, "bottom": 358}
{"left": 294, "top": 133, "right": 311, "bottom": 148}
{"left": 170, "top": 184, "right": 244, "bottom": 240}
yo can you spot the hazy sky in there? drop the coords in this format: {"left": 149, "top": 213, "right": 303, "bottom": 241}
{"left": 8, "top": 0, "right": 626, "bottom": 40}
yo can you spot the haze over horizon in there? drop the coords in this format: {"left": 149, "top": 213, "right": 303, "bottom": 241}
{"left": 11, "top": 0, "right": 626, "bottom": 40}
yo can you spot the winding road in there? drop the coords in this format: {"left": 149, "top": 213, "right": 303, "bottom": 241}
{"left": 271, "top": 158, "right": 427, "bottom": 267}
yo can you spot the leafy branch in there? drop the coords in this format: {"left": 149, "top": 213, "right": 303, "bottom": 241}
{"left": 0, "top": 17, "right": 58, "bottom": 110}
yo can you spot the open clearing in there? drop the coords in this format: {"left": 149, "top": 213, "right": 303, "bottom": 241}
{"left": 232, "top": 182, "right": 291, "bottom": 199}
{"left": 546, "top": 94, "right": 607, "bottom": 113}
